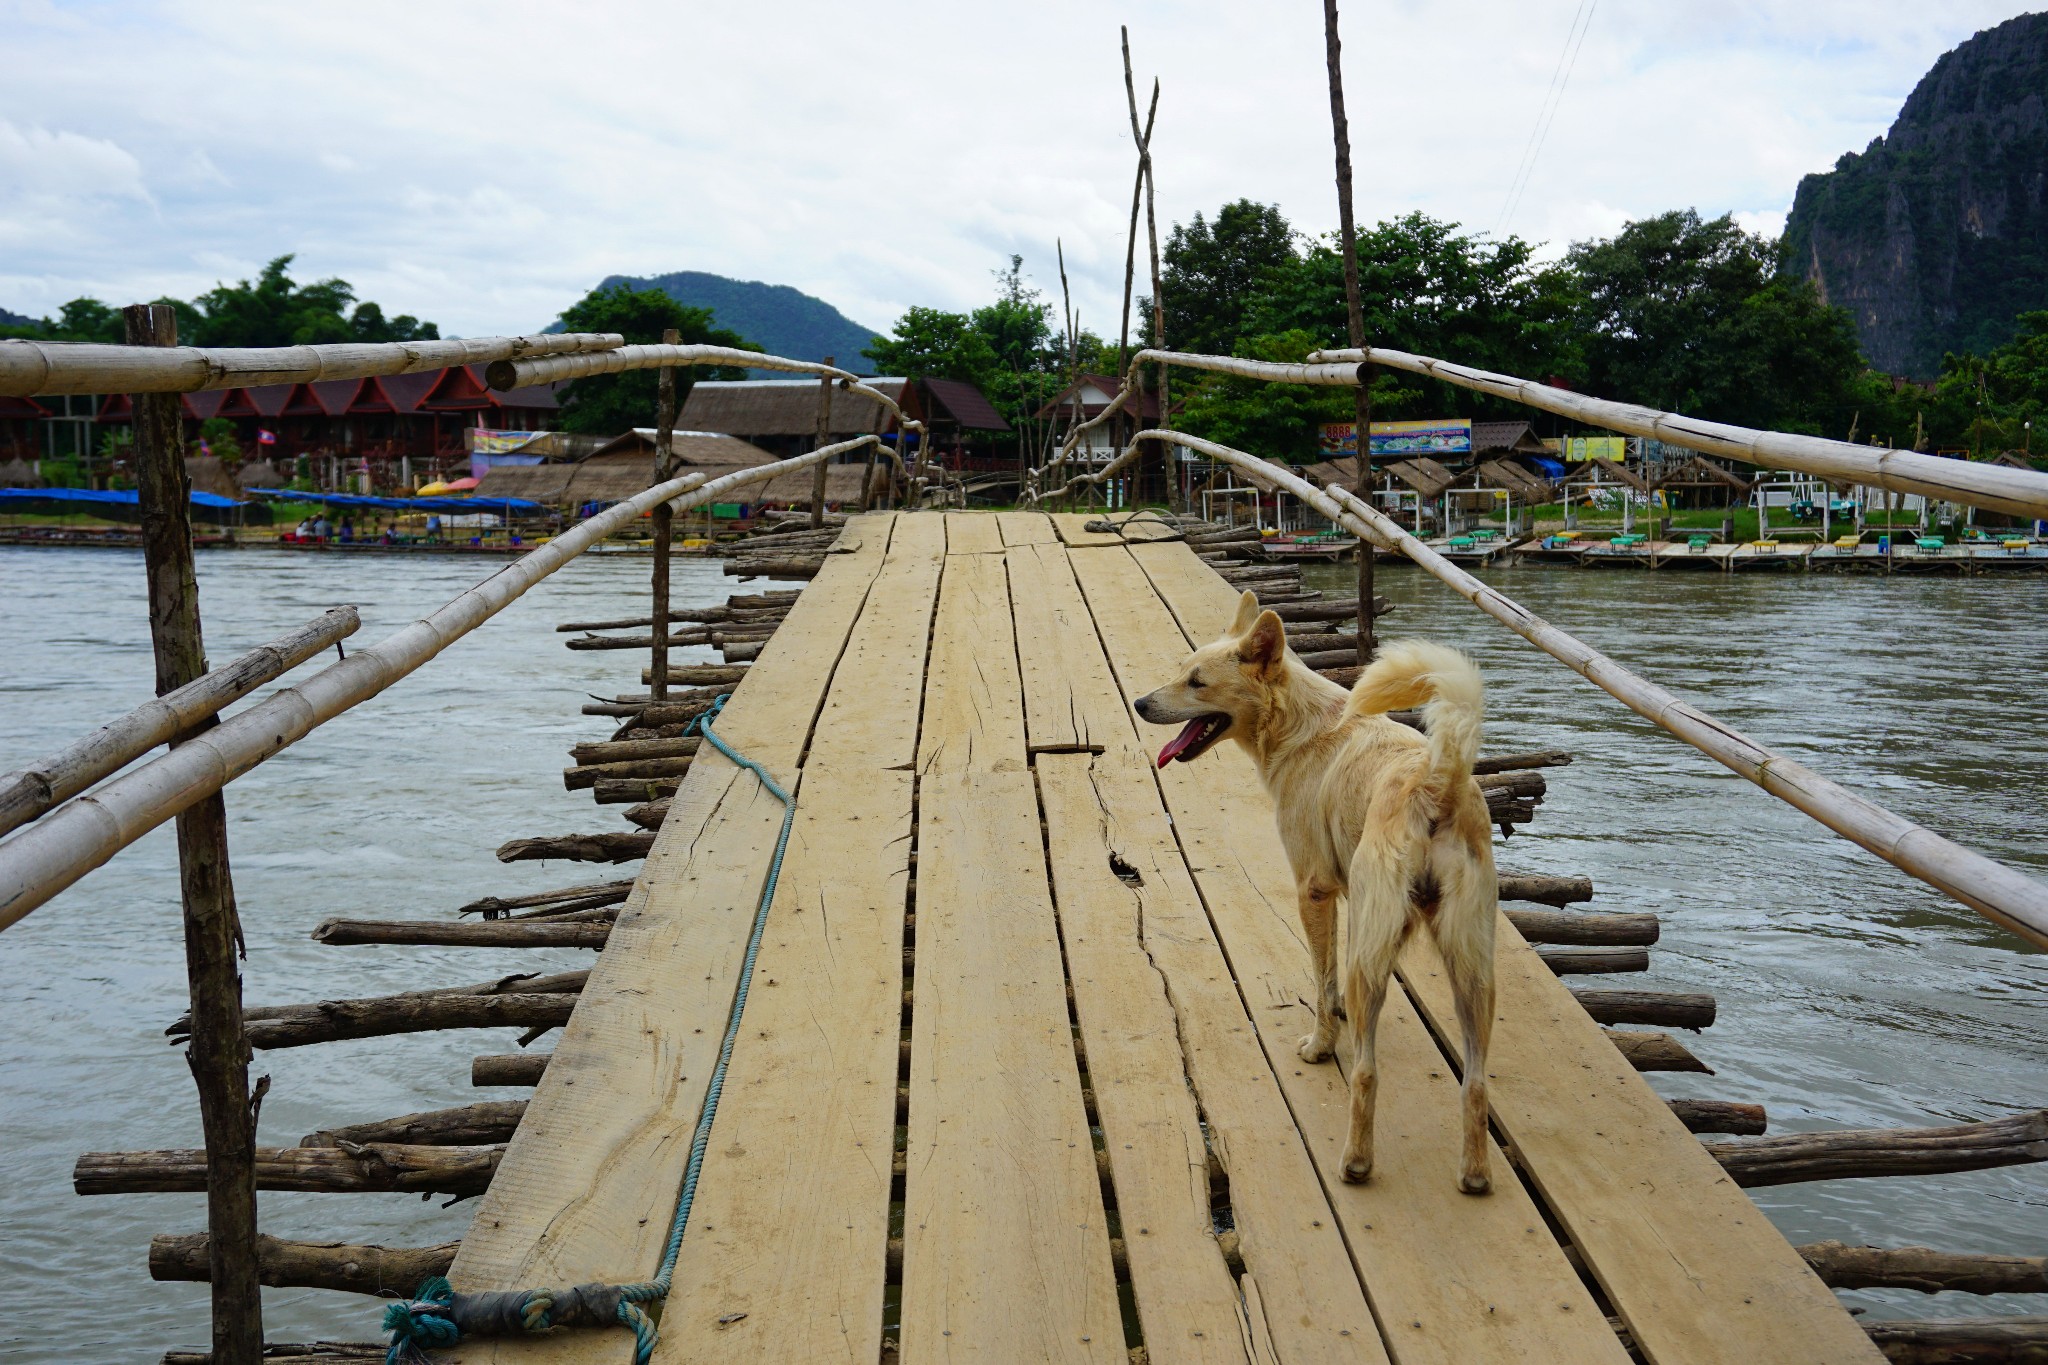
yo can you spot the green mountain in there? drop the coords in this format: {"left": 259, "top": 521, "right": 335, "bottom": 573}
{"left": 590, "top": 271, "right": 884, "bottom": 370}
{"left": 1781, "top": 12, "right": 2048, "bottom": 378}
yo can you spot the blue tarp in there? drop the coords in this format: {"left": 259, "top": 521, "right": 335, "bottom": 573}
{"left": 0, "top": 486, "right": 248, "bottom": 508}
{"left": 243, "top": 489, "right": 547, "bottom": 515}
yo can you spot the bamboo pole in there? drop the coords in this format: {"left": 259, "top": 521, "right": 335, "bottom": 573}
{"left": 1081, "top": 427, "right": 2048, "bottom": 947}
{"left": 810, "top": 355, "right": 835, "bottom": 528}
{"left": 0, "top": 331, "right": 621, "bottom": 397}
{"left": 0, "top": 436, "right": 884, "bottom": 931}
{"left": 0, "top": 606, "right": 357, "bottom": 838}
{"left": 1322, "top": 0, "right": 1376, "bottom": 659}
{"left": 126, "top": 303, "right": 262, "bottom": 1365}
{"left": 649, "top": 329, "right": 680, "bottom": 702}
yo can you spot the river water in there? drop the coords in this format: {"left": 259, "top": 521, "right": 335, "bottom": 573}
{"left": 0, "top": 544, "right": 2043, "bottom": 1360}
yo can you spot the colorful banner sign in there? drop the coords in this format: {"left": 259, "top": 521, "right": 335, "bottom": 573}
{"left": 468, "top": 428, "right": 550, "bottom": 456}
{"left": 1371, "top": 419, "right": 1471, "bottom": 459}
{"left": 1565, "top": 435, "right": 1627, "bottom": 462}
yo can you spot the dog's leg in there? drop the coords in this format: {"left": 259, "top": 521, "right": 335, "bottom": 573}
{"left": 1433, "top": 852, "right": 1498, "bottom": 1195}
{"left": 1337, "top": 847, "right": 1414, "bottom": 1185}
{"left": 1295, "top": 876, "right": 1342, "bottom": 1063}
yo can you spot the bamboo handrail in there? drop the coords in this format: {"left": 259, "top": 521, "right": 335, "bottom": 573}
{"left": 0, "top": 436, "right": 891, "bottom": 932}
{"left": 1024, "top": 347, "right": 2048, "bottom": 519}
{"left": 0, "top": 606, "right": 361, "bottom": 839}
{"left": 1087, "top": 427, "right": 2048, "bottom": 948}
{"left": 0, "top": 333, "right": 623, "bottom": 397}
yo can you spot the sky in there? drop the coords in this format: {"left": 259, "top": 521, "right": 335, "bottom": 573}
{"left": 0, "top": 1, "right": 2036, "bottom": 346}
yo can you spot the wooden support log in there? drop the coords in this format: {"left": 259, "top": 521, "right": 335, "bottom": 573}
{"left": 1499, "top": 873, "right": 1594, "bottom": 906}
{"left": 169, "top": 970, "right": 587, "bottom": 1049}
{"left": 557, "top": 605, "right": 788, "bottom": 631}
{"left": 721, "top": 557, "right": 822, "bottom": 579}
{"left": 151, "top": 1233, "right": 456, "bottom": 1299}
{"left": 301, "top": 1101, "right": 527, "bottom": 1148}
{"left": 1266, "top": 596, "right": 1390, "bottom": 622}
{"left": 1861, "top": 1316, "right": 2048, "bottom": 1363}
{"left": 160, "top": 1343, "right": 386, "bottom": 1364}
{"left": 310, "top": 917, "right": 611, "bottom": 949}
{"left": 565, "top": 630, "right": 714, "bottom": 650}
{"left": 1605, "top": 1029, "right": 1713, "bottom": 1073}
{"left": 77, "top": 1144, "right": 502, "bottom": 1197}
{"left": 639, "top": 665, "right": 748, "bottom": 685}
{"left": 496, "top": 831, "right": 654, "bottom": 863}
{"left": 1537, "top": 945, "right": 1649, "bottom": 974}
{"left": 1472, "top": 750, "right": 1573, "bottom": 774}
{"left": 722, "top": 640, "right": 764, "bottom": 662}
{"left": 1705, "top": 1110, "right": 2048, "bottom": 1188}
{"left": 1797, "top": 1241, "right": 2048, "bottom": 1295}
{"left": 623, "top": 799, "right": 669, "bottom": 832}
{"left": 1476, "top": 770, "right": 1548, "bottom": 802}
{"left": 1569, "top": 987, "right": 1716, "bottom": 1029}
{"left": 592, "top": 777, "right": 679, "bottom": 805}
{"left": 1286, "top": 631, "right": 1366, "bottom": 655}
{"left": 472, "top": 1052, "right": 549, "bottom": 1086}
{"left": 1667, "top": 1099, "right": 1767, "bottom": 1135}
{"left": 563, "top": 755, "right": 694, "bottom": 791}
{"left": 571, "top": 737, "right": 702, "bottom": 764}
{"left": 457, "top": 880, "right": 630, "bottom": 919}
{"left": 1507, "top": 908, "right": 1659, "bottom": 946}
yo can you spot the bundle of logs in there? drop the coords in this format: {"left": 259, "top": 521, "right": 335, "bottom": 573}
{"left": 104, "top": 520, "right": 2048, "bottom": 1363}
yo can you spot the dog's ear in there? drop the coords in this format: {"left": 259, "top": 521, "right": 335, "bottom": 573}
{"left": 1236, "top": 609, "right": 1286, "bottom": 671}
{"left": 1228, "top": 589, "right": 1260, "bottom": 637}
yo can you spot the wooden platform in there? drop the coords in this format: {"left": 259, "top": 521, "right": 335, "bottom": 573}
{"left": 445, "top": 510, "right": 1881, "bottom": 1364}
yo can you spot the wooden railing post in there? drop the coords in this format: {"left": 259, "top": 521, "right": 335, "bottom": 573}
{"left": 809, "top": 355, "right": 835, "bottom": 527}
{"left": 650, "top": 328, "right": 681, "bottom": 702}
{"left": 125, "top": 301, "right": 262, "bottom": 1364}
{"left": 1322, "top": 0, "right": 1376, "bottom": 662}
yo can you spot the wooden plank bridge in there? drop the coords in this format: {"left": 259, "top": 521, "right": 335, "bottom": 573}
{"left": 447, "top": 509, "right": 1880, "bottom": 1365}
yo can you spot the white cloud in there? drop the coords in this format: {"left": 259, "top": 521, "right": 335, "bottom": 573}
{"left": 0, "top": 0, "right": 2033, "bottom": 338}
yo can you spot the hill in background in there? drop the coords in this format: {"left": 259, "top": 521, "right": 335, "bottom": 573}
{"left": 579, "top": 271, "right": 884, "bottom": 372}
{"left": 1782, "top": 12, "right": 2048, "bottom": 378}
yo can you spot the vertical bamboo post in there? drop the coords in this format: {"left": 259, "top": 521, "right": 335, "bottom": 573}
{"left": 1324, "top": 0, "right": 1375, "bottom": 662}
{"left": 649, "top": 328, "right": 680, "bottom": 702}
{"left": 126, "top": 302, "right": 263, "bottom": 1364}
{"left": 859, "top": 379, "right": 881, "bottom": 514}
{"left": 810, "top": 356, "right": 835, "bottom": 525}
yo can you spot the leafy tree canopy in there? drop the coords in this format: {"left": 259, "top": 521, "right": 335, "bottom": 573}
{"left": 1162, "top": 200, "right": 1297, "bottom": 355}
{"left": 553, "top": 282, "right": 758, "bottom": 435}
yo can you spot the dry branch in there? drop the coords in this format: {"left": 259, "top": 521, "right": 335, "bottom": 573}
{"left": 1706, "top": 1110, "right": 2048, "bottom": 1188}
{"left": 456, "top": 880, "right": 630, "bottom": 918}
{"left": 310, "top": 917, "right": 611, "bottom": 949}
{"left": 150, "top": 1232, "right": 457, "bottom": 1298}
{"left": 160, "top": 1342, "right": 386, "bottom": 1363}
{"left": 75, "top": 1143, "right": 502, "bottom": 1196}
{"left": 301, "top": 1101, "right": 526, "bottom": 1148}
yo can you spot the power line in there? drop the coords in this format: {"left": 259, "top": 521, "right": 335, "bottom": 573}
{"left": 1494, "top": 0, "right": 1597, "bottom": 236}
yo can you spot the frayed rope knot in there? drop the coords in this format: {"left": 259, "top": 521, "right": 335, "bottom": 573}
{"left": 382, "top": 692, "right": 789, "bottom": 1365}
{"left": 382, "top": 1274, "right": 640, "bottom": 1363}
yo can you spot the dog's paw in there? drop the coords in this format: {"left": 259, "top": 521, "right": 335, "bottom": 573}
{"left": 1459, "top": 1171, "right": 1492, "bottom": 1196}
{"left": 1297, "top": 1033, "right": 1334, "bottom": 1064}
{"left": 1340, "top": 1154, "right": 1373, "bottom": 1184}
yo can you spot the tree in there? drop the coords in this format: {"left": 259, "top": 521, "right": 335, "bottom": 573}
{"left": 1161, "top": 200, "right": 1298, "bottom": 355}
{"left": 862, "top": 306, "right": 998, "bottom": 383}
{"left": 553, "top": 283, "right": 758, "bottom": 435}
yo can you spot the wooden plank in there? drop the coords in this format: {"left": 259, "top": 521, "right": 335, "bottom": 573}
{"left": 1401, "top": 933, "right": 1884, "bottom": 1365}
{"left": 1127, "top": 539, "right": 1878, "bottom": 1365}
{"left": 900, "top": 767, "right": 1124, "bottom": 1364}
{"left": 1077, "top": 543, "right": 1630, "bottom": 1365}
{"left": 901, "top": 546, "right": 1117, "bottom": 1360}
{"left": 449, "top": 517, "right": 896, "bottom": 1365}
{"left": 808, "top": 512, "right": 944, "bottom": 774}
{"left": 1039, "top": 753, "right": 1381, "bottom": 1364}
{"left": 652, "top": 517, "right": 944, "bottom": 1361}
{"left": 945, "top": 510, "right": 1008, "bottom": 555}
{"left": 1052, "top": 510, "right": 1183, "bottom": 547}
{"left": 1005, "top": 541, "right": 1134, "bottom": 755}
{"left": 996, "top": 509, "right": 1059, "bottom": 545}
{"left": 654, "top": 767, "right": 913, "bottom": 1363}
{"left": 831, "top": 510, "right": 893, "bottom": 556}
{"left": 917, "top": 551, "right": 1026, "bottom": 779}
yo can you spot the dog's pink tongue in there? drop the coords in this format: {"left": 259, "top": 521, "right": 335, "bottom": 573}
{"left": 1157, "top": 719, "right": 1207, "bottom": 769}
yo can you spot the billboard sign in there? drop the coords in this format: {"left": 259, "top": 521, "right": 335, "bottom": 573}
{"left": 1318, "top": 419, "right": 1474, "bottom": 459}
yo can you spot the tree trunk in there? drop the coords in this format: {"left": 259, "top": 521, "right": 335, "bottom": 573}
{"left": 150, "top": 1232, "right": 457, "bottom": 1299}
{"left": 127, "top": 302, "right": 263, "bottom": 1365}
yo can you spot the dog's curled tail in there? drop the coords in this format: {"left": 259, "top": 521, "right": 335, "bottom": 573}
{"left": 1343, "top": 639, "right": 1484, "bottom": 790}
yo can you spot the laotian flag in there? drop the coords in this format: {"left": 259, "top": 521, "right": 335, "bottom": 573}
{"left": 257, "top": 429, "right": 277, "bottom": 445}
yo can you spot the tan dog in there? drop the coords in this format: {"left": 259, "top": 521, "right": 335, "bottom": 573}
{"left": 1135, "top": 591, "right": 1497, "bottom": 1194}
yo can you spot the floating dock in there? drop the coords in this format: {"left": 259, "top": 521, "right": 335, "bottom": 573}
{"left": 449, "top": 509, "right": 1879, "bottom": 1364}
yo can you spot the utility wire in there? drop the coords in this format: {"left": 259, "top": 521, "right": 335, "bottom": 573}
{"left": 1494, "top": 0, "right": 1597, "bottom": 235}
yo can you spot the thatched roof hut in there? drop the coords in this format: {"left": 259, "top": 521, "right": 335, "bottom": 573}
{"left": 0, "top": 456, "right": 43, "bottom": 488}
{"left": 679, "top": 380, "right": 907, "bottom": 445}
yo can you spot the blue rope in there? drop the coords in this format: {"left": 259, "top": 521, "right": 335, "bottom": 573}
{"left": 384, "top": 694, "right": 794, "bottom": 1365}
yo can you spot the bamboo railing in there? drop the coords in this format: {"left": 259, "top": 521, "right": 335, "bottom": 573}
{"left": 0, "top": 332, "right": 622, "bottom": 396}
{"left": 1043, "top": 425, "right": 2048, "bottom": 950}
{"left": 1029, "top": 347, "right": 2048, "bottom": 520}
{"left": 0, "top": 434, "right": 891, "bottom": 931}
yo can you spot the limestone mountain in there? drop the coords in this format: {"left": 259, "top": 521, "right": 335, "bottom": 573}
{"left": 591, "top": 271, "right": 882, "bottom": 369}
{"left": 1782, "top": 12, "right": 2048, "bottom": 378}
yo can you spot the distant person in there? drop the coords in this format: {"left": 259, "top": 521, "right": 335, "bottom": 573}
{"left": 294, "top": 518, "right": 311, "bottom": 539}
{"left": 426, "top": 513, "right": 442, "bottom": 543}
{"left": 339, "top": 517, "right": 355, "bottom": 543}
{"left": 381, "top": 522, "right": 397, "bottom": 546}
{"left": 313, "top": 515, "right": 330, "bottom": 540}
